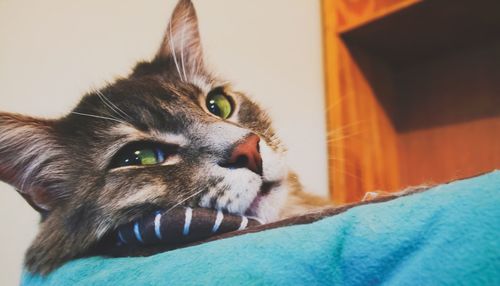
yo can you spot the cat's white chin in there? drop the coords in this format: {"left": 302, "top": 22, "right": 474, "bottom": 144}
{"left": 244, "top": 183, "right": 288, "bottom": 223}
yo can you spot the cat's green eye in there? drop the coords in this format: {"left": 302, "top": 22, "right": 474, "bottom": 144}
{"left": 206, "top": 90, "right": 234, "bottom": 119}
{"left": 109, "top": 142, "right": 168, "bottom": 169}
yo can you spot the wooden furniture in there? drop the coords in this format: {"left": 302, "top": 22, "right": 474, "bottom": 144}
{"left": 322, "top": 0, "right": 500, "bottom": 204}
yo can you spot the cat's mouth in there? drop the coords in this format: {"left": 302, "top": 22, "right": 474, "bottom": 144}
{"left": 245, "top": 194, "right": 265, "bottom": 216}
{"left": 244, "top": 180, "right": 281, "bottom": 218}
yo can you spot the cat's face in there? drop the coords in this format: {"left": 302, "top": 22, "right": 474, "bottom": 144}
{"left": 0, "top": 0, "right": 292, "bottom": 274}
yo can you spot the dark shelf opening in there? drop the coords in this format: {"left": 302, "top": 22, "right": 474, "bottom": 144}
{"left": 340, "top": 0, "right": 500, "bottom": 132}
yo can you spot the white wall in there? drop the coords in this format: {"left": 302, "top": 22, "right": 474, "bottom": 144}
{"left": 0, "top": 0, "right": 327, "bottom": 284}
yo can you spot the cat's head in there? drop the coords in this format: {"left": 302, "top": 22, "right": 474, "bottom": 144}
{"left": 0, "top": 0, "right": 295, "bottom": 274}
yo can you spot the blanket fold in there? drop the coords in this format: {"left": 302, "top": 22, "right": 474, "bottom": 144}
{"left": 22, "top": 170, "right": 500, "bottom": 286}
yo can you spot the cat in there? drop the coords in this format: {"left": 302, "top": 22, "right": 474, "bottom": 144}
{"left": 0, "top": 0, "right": 331, "bottom": 275}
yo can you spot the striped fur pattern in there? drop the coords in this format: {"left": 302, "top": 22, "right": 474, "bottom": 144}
{"left": 0, "top": 0, "right": 331, "bottom": 274}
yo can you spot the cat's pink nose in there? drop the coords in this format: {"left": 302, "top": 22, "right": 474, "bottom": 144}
{"left": 224, "top": 134, "right": 262, "bottom": 176}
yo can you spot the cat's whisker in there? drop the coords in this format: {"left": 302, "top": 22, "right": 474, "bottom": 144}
{"left": 169, "top": 20, "right": 184, "bottom": 82}
{"left": 71, "top": 112, "right": 128, "bottom": 125}
{"left": 192, "top": 55, "right": 201, "bottom": 80}
{"left": 326, "top": 132, "right": 361, "bottom": 140}
{"left": 262, "top": 126, "right": 274, "bottom": 138}
{"left": 265, "top": 135, "right": 277, "bottom": 145}
{"left": 324, "top": 94, "right": 347, "bottom": 114}
{"left": 326, "top": 135, "right": 357, "bottom": 143}
{"left": 328, "top": 120, "right": 366, "bottom": 129}
{"left": 95, "top": 95, "right": 128, "bottom": 123}
{"left": 326, "top": 124, "right": 366, "bottom": 142}
{"left": 261, "top": 127, "right": 269, "bottom": 137}
{"left": 96, "top": 91, "right": 134, "bottom": 122}
{"left": 326, "top": 132, "right": 363, "bottom": 143}
{"left": 180, "top": 13, "right": 189, "bottom": 82}
{"left": 328, "top": 143, "right": 361, "bottom": 154}
{"left": 326, "top": 120, "right": 366, "bottom": 136}
{"left": 163, "top": 188, "right": 206, "bottom": 215}
{"left": 268, "top": 136, "right": 284, "bottom": 149}
{"left": 326, "top": 127, "right": 363, "bottom": 137}
{"left": 19, "top": 173, "right": 30, "bottom": 197}
{"left": 337, "top": 169, "right": 363, "bottom": 182}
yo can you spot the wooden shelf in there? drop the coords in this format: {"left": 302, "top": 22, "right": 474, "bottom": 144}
{"left": 336, "top": 0, "right": 419, "bottom": 35}
{"left": 322, "top": 0, "right": 500, "bottom": 203}
{"left": 340, "top": 0, "right": 500, "bottom": 68}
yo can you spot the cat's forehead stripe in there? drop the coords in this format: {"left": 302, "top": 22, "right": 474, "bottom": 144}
{"left": 108, "top": 125, "right": 189, "bottom": 146}
{"left": 154, "top": 132, "right": 189, "bottom": 147}
{"left": 188, "top": 74, "right": 213, "bottom": 94}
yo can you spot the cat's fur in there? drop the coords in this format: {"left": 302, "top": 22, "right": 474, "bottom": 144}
{"left": 0, "top": 0, "right": 331, "bottom": 274}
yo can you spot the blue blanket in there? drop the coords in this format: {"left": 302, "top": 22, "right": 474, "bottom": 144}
{"left": 22, "top": 171, "right": 500, "bottom": 286}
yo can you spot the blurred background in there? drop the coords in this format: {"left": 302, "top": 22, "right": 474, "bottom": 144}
{"left": 0, "top": 0, "right": 327, "bottom": 284}
{"left": 322, "top": 0, "right": 499, "bottom": 202}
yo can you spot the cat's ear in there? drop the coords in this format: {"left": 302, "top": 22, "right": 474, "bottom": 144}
{"left": 155, "top": 0, "right": 204, "bottom": 78}
{"left": 0, "top": 112, "right": 67, "bottom": 213}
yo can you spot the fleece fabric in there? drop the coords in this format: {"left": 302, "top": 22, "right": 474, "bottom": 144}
{"left": 22, "top": 171, "right": 500, "bottom": 286}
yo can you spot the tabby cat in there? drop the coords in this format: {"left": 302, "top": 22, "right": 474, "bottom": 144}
{"left": 0, "top": 0, "right": 330, "bottom": 274}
